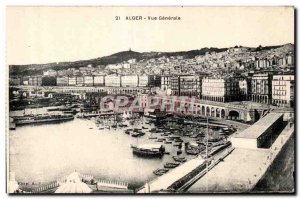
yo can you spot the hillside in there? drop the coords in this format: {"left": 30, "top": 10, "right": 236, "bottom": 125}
{"left": 9, "top": 44, "right": 292, "bottom": 76}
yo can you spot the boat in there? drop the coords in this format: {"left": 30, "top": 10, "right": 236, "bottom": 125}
{"left": 153, "top": 168, "right": 169, "bottom": 176}
{"left": 125, "top": 129, "right": 132, "bottom": 135}
{"left": 164, "top": 141, "right": 172, "bottom": 144}
{"left": 172, "top": 156, "right": 187, "bottom": 163}
{"left": 186, "top": 148, "right": 200, "bottom": 155}
{"left": 164, "top": 162, "right": 180, "bottom": 168}
{"left": 99, "top": 127, "right": 105, "bottom": 130}
{"left": 111, "top": 124, "right": 117, "bottom": 128}
{"left": 131, "top": 144, "right": 165, "bottom": 158}
{"left": 131, "top": 132, "right": 145, "bottom": 137}
{"left": 12, "top": 114, "right": 74, "bottom": 126}
{"left": 148, "top": 136, "right": 157, "bottom": 139}
{"left": 142, "top": 126, "right": 148, "bottom": 129}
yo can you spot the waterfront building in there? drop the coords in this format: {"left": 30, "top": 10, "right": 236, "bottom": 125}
{"left": 179, "top": 75, "right": 201, "bottom": 97}
{"left": 170, "top": 76, "right": 180, "bottom": 96}
{"left": 94, "top": 75, "right": 105, "bottom": 86}
{"left": 148, "top": 75, "right": 161, "bottom": 88}
{"left": 68, "top": 76, "right": 77, "bottom": 86}
{"left": 121, "top": 75, "right": 138, "bottom": 87}
{"left": 227, "top": 76, "right": 248, "bottom": 101}
{"left": 161, "top": 75, "right": 172, "bottom": 91}
{"left": 84, "top": 76, "right": 94, "bottom": 86}
{"left": 56, "top": 76, "right": 69, "bottom": 86}
{"left": 201, "top": 78, "right": 228, "bottom": 102}
{"left": 76, "top": 76, "right": 84, "bottom": 86}
{"left": 138, "top": 75, "right": 149, "bottom": 87}
{"left": 28, "top": 76, "right": 42, "bottom": 86}
{"left": 105, "top": 75, "right": 121, "bottom": 87}
{"left": 272, "top": 74, "right": 294, "bottom": 107}
{"left": 231, "top": 113, "right": 283, "bottom": 149}
{"left": 250, "top": 73, "right": 272, "bottom": 104}
{"left": 170, "top": 75, "right": 202, "bottom": 97}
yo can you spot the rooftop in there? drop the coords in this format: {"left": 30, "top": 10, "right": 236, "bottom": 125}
{"left": 233, "top": 113, "right": 283, "bottom": 139}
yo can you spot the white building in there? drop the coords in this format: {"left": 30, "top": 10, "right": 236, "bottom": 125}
{"left": 202, "top": 78, "right": 228, "bottom": 102}
{"left": 68, "top": 77, "right": 76, "bottom": 86}
{"left": 121, "top": 75, "right": 138, "bottom": 87}
{"left": 138, "top": 75, "right": 149, "bottom": 87}
{"left": 105, "top": 75, "right": 121, "bottom": 87}
{"left": 272, "top": 74, "right": 294, "bottom": 107}
{"left": 161, "top": 75, "right": 171, "bottom": 91}
{"left": 57, "top": 76, "right": 68, "bottom": 86}
{"left": 76, "top": 76, "right": 84, "bottom": 86}
{"left": 94, "top": 75, "right": 105, "bottom": 86}
{"left": 84, "top": 76, "right": 94, "bottom": 86}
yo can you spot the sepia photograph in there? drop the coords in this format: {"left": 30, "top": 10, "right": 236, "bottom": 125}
{"left": 6, "top": 6, "right": 295, "bottom": 194}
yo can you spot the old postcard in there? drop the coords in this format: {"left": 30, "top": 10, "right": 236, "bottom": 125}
{"left": 7, "top": 6, "right": 295, "bottom": 194}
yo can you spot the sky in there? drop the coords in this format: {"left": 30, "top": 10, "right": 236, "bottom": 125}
{"left": 6, "top": 6, "right": 294, "bottom": 65}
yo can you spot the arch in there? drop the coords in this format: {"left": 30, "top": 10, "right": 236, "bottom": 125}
{"left": 221, "top": 109, "right": 226, "bottom": 119}
{"left": 202, "top": 106, "right": 205, "bottom": 116}
{"left": 228, "top": 110, "right": 240, "bottom": 120}
{"left": 184, "top": 103, "right": 189, "bottom": 113}
{"left": 211, "top": 107, "right": 216, "bottom": 117}
{"left": 216, "top": 108, "right": 220, "bottom": 118}
{"left": 206, "top": 106, "right": 210, "bottom": 117}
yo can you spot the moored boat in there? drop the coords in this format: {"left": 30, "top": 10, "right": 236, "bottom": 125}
{"left": 153, "top": 168, "right": 169, "bottom": 176}
{"left": 164, "top": 162, "right": 180, "bottom": 168}
{"left": 131, "top": 144, "right": 165, "bottom": 158}
{"left": 172, "top": 156, "right": 187, "bottom": 163}
{"left": 12, "top": 114, "right": 74, "bottom": 126}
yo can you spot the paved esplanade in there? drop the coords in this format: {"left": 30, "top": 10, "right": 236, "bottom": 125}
{"left": 187, "top": 124, "right": 294, "bottom": 193}
{"left": 138, "top": 158, "right": 205, "bottom": 193}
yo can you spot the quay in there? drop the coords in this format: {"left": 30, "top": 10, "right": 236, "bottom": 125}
{"left": 186, "top": 114, "right": 294, "bottom": 193}
{"left": 138, "top": 112, "right": 294, "bottom": 193}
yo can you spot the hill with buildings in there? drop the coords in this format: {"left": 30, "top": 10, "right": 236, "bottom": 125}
{"left": 9, "top": 44, "right": 293, "bottom": 76}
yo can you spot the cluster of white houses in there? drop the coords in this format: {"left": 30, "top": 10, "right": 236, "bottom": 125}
{"left": 10, "top": 72, "right": 294, "bottom": 107}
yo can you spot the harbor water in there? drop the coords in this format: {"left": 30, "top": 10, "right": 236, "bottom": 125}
{"left": 9, "top": 108, "right": 197, "bottom": 190}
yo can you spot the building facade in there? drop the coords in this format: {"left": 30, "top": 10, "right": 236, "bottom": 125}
{"left": 272, "top": 74, "right": 294, "bottom": 107}
{"left": 202, "top": 78, "right": 228, "bottom": 102}
{"left": 94, "top": 75, "right": 105, "bottom": 86}
{"left": 121, "top": 75, "right": 138, "bottom": 87}
{"left": 57, "top": 76, "right": 68, "bottom": 86}
{"left": 84, "top": 76, "right": 94, "bottom": 86}
{"left": 161, "top": 75, "right": 172, "bottom": 91}
{"left": 250, "top": 73, "right": 272, "bottom": 104}
{"left": 105, "top": 75, "right": 121, "bottom": 87}
{"left": 138, "top": 75, "right": 149, "bottom": 87}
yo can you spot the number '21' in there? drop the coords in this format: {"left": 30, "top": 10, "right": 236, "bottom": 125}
{"left": 115, "top": 16, "right": 120, "bottom": 20}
